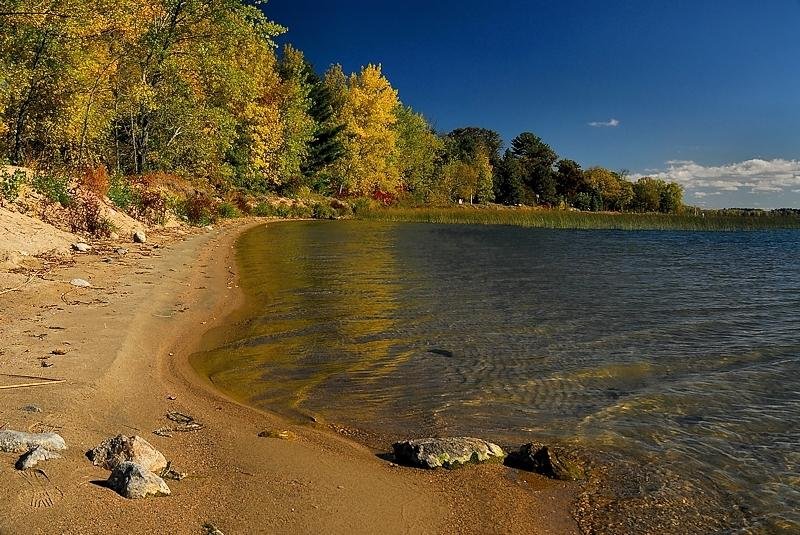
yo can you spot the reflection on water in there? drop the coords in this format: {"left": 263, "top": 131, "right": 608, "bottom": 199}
{"left": 193, "top": 221, "right": 800, "bottom": 533}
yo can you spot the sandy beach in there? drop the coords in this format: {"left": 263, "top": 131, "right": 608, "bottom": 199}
{"left": 0, "top": 219, "right": 579, "bottom": 535}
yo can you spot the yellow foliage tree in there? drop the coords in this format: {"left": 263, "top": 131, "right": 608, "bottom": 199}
{"left": 331, "top": 64, "right": 400, "bottom": 197}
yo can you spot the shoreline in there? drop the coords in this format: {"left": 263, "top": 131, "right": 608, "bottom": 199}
{"left": 0, "top": 219, "right": 579, "bottom": 534}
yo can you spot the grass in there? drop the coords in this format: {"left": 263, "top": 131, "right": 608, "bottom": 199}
{"left": 355, "top": 205, "right": 800, "bottom": 231}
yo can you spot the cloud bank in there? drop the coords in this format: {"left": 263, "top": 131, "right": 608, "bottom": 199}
{"left": 588, "top": 118, "right": 620, "bottom": 128}
{"left": 633, "top": 159, "right": 800, "bottom": 196}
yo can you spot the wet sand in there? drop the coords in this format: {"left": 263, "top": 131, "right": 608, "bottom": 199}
{"left": 0, "top": 219, "right": 579, "bottom": 534}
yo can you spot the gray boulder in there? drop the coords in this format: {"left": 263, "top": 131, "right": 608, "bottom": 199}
{"left": 392, "top": 437, "right": 505, "bottom": 469}
{"left": 72, "top": 243, "right": 92, "bottom": 252}
{"left": 0, "top": 430, "right": 67, "bottom": 454}
{"left": 507, "top": 443, "right": 585, "bottom": 481}
{"left": 16, "top": 446, "right": 62, "bottom": 470}
{"left": 132, "top": 230, "right": 147, "bottom": 243}
{"left": 88, "top": 434, "right": 168, "bottom": 473}
{"left": 107, "top": 462, "right": 170, "bottom": 499}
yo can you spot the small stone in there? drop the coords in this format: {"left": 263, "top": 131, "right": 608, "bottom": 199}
{"left": 72, "top": 243, "right": 92, "bottom": 252}
{"left": 41, "top": 361, "right": 53, "bottom": 368}
{"left": 203, "top": 523, "right": 225, "bottom": 535}
{"left": 88, "top": 434, "right": 168, "bottom": 473}
{"left": 132, "top": 230, "right": 147, "bottom": 243}
{"left": 106, "top": 462, "right": 170, "bottom": 499}
{"left": 70, "top": 278, "right": 92, "bottom": 288}
{"left": 51, "top": 348, "right": 68, "bottom": 355}
{"left": 16, "top": 446, "right": 62, "bottom": 470}
{"left": 115, "top": 248, "right": 128, "bottom": 255}
{"left": 392, "top": 437, "right": 506, "bottom": 469}
{"left": 20, "top": 405, "right": 42, "bottom": 413}
{"left": 0, "top": 430, "right": 67, "bottom": 454}
{"left": 258, "top": 430, "right": 295, "bottom": 441}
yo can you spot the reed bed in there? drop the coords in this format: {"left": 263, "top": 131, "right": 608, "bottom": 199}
{"left": 356, "top": 206, "right": 800, "bottom": 231}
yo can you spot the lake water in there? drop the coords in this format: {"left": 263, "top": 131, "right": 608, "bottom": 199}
{"left": 194, "top": 221, "right": 800, "bottom": 534}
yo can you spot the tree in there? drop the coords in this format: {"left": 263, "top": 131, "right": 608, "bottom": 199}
{"left": 494, "top": 149, "right": 526, "bottom": 205}
{"left": 509, "top": 132, "right": 558, "bottom": 204}
{"left": 659, "top": 182, "right": 684, "bottom": 213}
{"left": 555, "top": 159, "right": 585, "bottom": 201}
{"left": 276, "top": 44, "right": 315, "bottom": 192}
{"left": 632, "top": 177, "right": 662, "bottom": 212}
{"left": 584, "top": 167, "right": 633, "bottom": 211}
{"left": 394, "top": 105, "right": 443, "bottom": 201}
{"left": 329, "top": 64, "right": 400, "bottom": 197}
{"left": 445, "top": 127, "right": 503, "bottom": 166}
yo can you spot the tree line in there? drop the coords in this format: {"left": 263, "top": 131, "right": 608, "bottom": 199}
{"left": 0, "top": 0, "right": 683, "bottom": 214}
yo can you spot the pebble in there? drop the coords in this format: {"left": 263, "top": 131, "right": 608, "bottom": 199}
{"left": 70, "top": 278, "right": 92, "bottom": 288}
{"left": 133, "top": 230, "right": 147, "bottom": 243}
{"left": 20, "top": 405, "right": 42, "bottom": 413}
{"left": 72, "top": 243, "right": 92, "bottom": 252}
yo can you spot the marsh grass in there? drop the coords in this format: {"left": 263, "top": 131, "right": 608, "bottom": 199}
{"left": 356, "top": 206, "right": 800, "bottom": 231}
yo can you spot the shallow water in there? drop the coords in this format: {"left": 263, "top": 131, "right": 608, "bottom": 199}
{"left": 195, "top": 221, "right": 800, "bottom": 533}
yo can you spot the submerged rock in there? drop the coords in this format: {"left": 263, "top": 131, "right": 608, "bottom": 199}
{"left": 132, "top": 230, "right": 147, "bottom": 243}
{"left": 107, "top": 462, "right": 170, "bottom": 499}
{"left": 0, "top": 430, "right": 67, "bottom": 454}
{"left": 88, "top": 434, "right": 168, "bottom": 473}
{"left": 16, "top": 446, "right": 62, "bottom": 470}
{"left": 507, "top": 443, "right": 585, "bottom": 481}
{"left": 392, "top": 437, "right": 505, "bottom": 469}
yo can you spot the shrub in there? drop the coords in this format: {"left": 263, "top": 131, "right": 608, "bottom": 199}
{"left": 108, "top": 174, "right": 135, "bottom": 210}
{"left": 217, "top": 202, "right": 240, "bottom": 219}
{"left": 80, "top": 166, "right": 110, "bottom": 197}
{"left": 130, "top": 189, "right": 167, "bottom": 225}
{"left": 253, "top": 202, "right": 275, "bottom": 217}
{"left": 68, "top": 190, "right": 114, "bottom": 237}
{"left": 181, "top": 191, "right": 217, "bottom": 226}
{"left": 288, "top": 203, "right": 312, "bottom": 219}
{"left": 32, "top": 172, "right": 72, "bottom": 206}
{"left": 312, "top": 202, "right": 336, "bottom": 220}
{"left": 0, "top": 169, "right": 26, "bottom": 202}
{"left": 351, "top": 197, "right": 373, "bottom": 215}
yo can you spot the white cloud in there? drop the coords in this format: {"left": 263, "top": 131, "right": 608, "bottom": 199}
{"left": 588, "top": 118, "right": 620, "bottom": 128}
{"left": 632, "top": 158, "right": 800, "bottom": 195}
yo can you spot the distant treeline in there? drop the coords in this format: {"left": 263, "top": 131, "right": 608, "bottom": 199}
{"left": 0, "top": 0, "right": 683, "bottom": 214}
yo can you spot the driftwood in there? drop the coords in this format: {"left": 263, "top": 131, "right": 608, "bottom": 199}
{"left": 0, "top": 274, "right": 34, "bottom": 296}
{"left": 0, "top": 373, "right": 65, "bottom": 390}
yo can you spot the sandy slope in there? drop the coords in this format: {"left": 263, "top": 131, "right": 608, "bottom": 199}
{"left": 0, "top": 219, "right": 578, "bottom": 535}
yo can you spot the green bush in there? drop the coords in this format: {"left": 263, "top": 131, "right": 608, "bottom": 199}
{"left": 254, "top": 202, "right": 275, "bottom": 217}
{"left": 0, "top": 169, "right": 26, "bottom": 202}
{"left": 217, "top": 202, "right": 241, "bottom": 219}
{"left": 351, "top": 197, "right": 373, "bottom": 215}
{"left": 32, "top": 172, "right": 72, "bottom": 206}
{"left": 312, "top": 202, "right": 337, "bottom": 220}
{"left": 108, "top": 174, "right": 135, "bottom": 210}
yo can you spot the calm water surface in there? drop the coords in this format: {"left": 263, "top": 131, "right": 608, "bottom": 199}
{"left": 195, "top": 221, "right": 800, "bottom": 533}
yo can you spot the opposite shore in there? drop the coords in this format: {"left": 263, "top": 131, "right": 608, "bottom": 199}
{"left": 0, "top": 219, "right": 579, "bottom": 534}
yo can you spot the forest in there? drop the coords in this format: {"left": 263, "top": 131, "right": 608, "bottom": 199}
{"left": 0, "top": 0, "right": 684, "bottom": 230}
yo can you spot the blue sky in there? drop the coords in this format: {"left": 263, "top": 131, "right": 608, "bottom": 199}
{"left": 264, "top": 1, "right": 800, "bottom": 208}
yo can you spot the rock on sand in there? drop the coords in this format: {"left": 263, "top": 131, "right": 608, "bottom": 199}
{"left": 392, "top": 437, "right": 505, "bottom": 469}
{"left": 88, "top": 434, "right": 168, "bottom": 473}
{"left": 0, "top": 430, "right": 67, "bottom": 454}
{"left": 107, "top": 462, "right": 171, "bottom": 499}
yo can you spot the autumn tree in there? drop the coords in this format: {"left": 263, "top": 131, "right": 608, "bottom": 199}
{"left": 330, "top": 64, "right": 400, "bottom": 197}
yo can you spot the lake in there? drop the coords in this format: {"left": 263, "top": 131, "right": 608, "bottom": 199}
{"left": 193, "top": 221, "right": 800, "bottom": 534}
